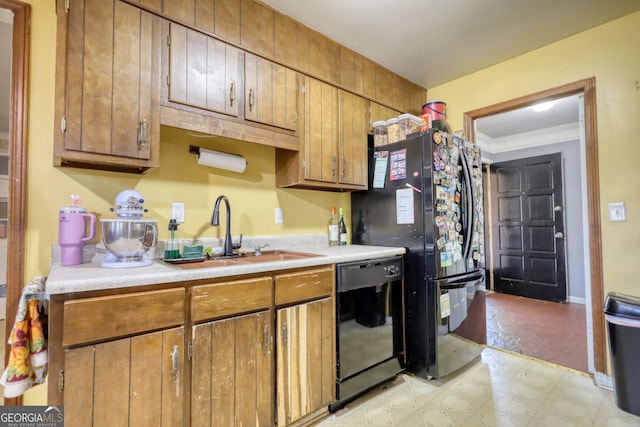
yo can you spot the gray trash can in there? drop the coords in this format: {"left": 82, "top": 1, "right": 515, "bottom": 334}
{"left": 604, "top": 292, "right": 640, "bottom": 416}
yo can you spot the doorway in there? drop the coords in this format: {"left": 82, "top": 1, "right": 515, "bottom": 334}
{"left": 490, "top": 153, "right": 567, "bottom": 302}
{"left": 464, "top": 79, "right": 604, "bottom": 376}
{"left": 0, "top": 0, "right": 30, "bottom": 406}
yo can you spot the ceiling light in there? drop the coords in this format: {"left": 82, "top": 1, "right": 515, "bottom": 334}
{"left": 531, "top": 101, "right": 555, "bottom": 112}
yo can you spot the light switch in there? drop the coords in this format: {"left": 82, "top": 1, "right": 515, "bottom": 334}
{"left": 275, "top": 208, "right": 284, "bottom": 224}
{"left": 172, "top": 202, "right": 185, "bottom": 223}
{"left": 608, "top": 202, "right": 626, "bottom": 222}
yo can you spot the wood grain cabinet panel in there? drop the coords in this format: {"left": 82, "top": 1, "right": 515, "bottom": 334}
{"left": 64, "top": 328, "right": 184, "bottom": 427}
{"left": 240, "top": 0, "right": 275, "bottom": 58}
{"left": 62, "top": 288, "right": 185, "bottom": 346}
{"left": 339, "top": 91, "right": 369, "bottom": 187}
{"left": 168, "top": 23, "right": 240, "bottom": 117}
{"left": 304, "top": 77, "right": 339, "bottom": 184}
{"left": 191, "top": 311, "right": 273, "bottom": 427}
{"left": 276, "top": 77, "right": 369, "bottom": 191}
{"left": 277, "top": 298, "right": 334, "bottom": 425}
{"left": 191, "top": 276, "right": 272, "bottom": 322}
{"left": 275, "top": 267, "right": 333, "bottom": 306}
{"left": 245, "top": 53, "right": 299, "bottom": 132}
{"left": 54, "top": 0, "right": 161, "bottom": 173}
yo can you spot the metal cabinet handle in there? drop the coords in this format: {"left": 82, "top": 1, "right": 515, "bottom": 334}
{"left": 229, "top": 82, "right": 236, "bottom": 107}
{"left": 138, "top": 119, "right": 148, "bottom": 147}
{"left": 332, "top": 157, "right": 337, "bottom": 177}
{"left": 282, "top": 322, "right": 288, "bottom": 345}
{"left": 342, "top": 158, "right": 347, "bottom": 179}
{"left": 248, "top": 89, "right": 255, "bottom": 112}
{"left": 263, "top": 325, "right": 270, "bottom": 354}
{"left": 171, "top": 345, "right": 179, "bottom": 381}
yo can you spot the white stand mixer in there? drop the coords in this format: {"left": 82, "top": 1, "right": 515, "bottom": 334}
{"left": 100, "top": 190, "right": 158, "bottom": 268}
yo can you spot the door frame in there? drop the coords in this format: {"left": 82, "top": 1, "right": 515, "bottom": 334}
{"left": 463, "top": 77, "right": 604, "bottom": 374}
{"left": 1, "top": 0, "right": 29, "bottom": 406}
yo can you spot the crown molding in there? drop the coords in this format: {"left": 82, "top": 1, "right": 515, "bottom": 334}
{"left": 476, "top": 122, "right": 580, "bottom": 154}
{"left": 0, "top": 8, "right": 13, "bottom": 24}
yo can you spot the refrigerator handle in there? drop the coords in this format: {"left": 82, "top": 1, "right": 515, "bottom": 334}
{"left": 460, "top": 147, "right": 475, "bottom": 262}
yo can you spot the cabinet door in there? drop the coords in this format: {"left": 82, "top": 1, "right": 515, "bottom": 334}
{"left": 64, "top": 328, "right": 184, "bottom": 427}
{"left": 192, "top": 311, "right": 273, "bottom": 427}
{"left": 168, "top": 23, "right": 239, "bottom": 117}
{"left": 303, "top": 77, "right": 339, "bottom": 183}
{"left": 55, "top": 0, "right": 161, "bottom": 171}
{"left": 277, "top": 298, "right": 334, "bottom": 425}
{"left": 339, "top": 91, "right": 369, "bottom": 188}
{"left": 245, "top": 53, "right": 299, "bottom": 132}
{"left": 240, "top": 0, "right": 274, "bottom": 58}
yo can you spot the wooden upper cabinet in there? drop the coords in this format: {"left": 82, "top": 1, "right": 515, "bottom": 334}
{"left": 244, "top": 53, "right": 299, "bottom": 131}
{"left": 54, "top": 0, "right": 161, "bottom": 173}
{"left": 303, "top": 77, "right": 339, "bottom": 184}
{"left": 370, "top": 101, "right": 402, "bottom": 129}
{"left": 163, "top": 0, "right": 195, "bottom": 25}
{"left": 274, "top": 13, "right": 298, "bottom": 68}
{"left": 168, "top": 23, "right": 240, "bottom": 117}
{"left": 240, "top": 0, "right": 275, "bottom": 59}
{"left": 309, "top": 30, "right": 341, "bottom": 85}
{"left": 339, "top": 91, "right": 368, "bottom": 188}
{"left": 195, "top": 0, "right": 241, "bottom": 43}
{"left": 375, "top": 65, "right": 393, "bottom": 107}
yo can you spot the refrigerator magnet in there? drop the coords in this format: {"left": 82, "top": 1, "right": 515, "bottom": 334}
{"left": 390, "top": 149, "right": 407, "bottom": 181}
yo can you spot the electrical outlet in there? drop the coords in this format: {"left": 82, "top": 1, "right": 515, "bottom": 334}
{"left": 172, "top": 202, "right": 185, "bottom": 223}
{"left": 608, "top": 202, "right": 626, "bottom": 222}
{"left": 275, "top": 208, "right": 284, "bottom": 224}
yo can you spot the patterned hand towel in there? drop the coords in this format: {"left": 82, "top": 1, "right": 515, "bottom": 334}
{"left": 0, "top": 276, "right": 48, "bottom": 398}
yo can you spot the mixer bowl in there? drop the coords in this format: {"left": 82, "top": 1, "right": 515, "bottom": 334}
{"left": 101, "top": 219, "right": 158, "bottom": 262}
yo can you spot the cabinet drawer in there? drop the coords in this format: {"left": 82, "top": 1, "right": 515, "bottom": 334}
{"left": 275, "top": 267, "right": 334, "bottom": 306}
{"left": 192, "top": 277, "right": 273, "bottom": 322}
{"left": 63, "top": 288, "right": 185, "bottom": 347}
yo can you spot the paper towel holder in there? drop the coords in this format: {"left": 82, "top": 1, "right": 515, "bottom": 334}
{"left": 189, "top": 145, "right": 247, "bottom": 173}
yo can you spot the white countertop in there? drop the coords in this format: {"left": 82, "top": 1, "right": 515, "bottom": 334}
{"left": 46, "top": 244, "right": 405, "bottom": 295}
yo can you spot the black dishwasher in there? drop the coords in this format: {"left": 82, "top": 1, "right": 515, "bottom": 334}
{"left": 330, "top": 256, "right": 404, "bottom": 412}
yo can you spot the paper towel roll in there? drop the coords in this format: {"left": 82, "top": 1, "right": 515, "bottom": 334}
{"left": 197, "top": 148, "right": 247, "bottom": 173}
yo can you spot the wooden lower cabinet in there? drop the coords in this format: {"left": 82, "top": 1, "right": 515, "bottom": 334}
{"left": 51, "top": 267, "right": 335, "bottom": 426}
{"left": 64, "top": 327, "right": 185, "bottom": 427}
{"left": 191, "top": 310, "right": 274, "bottom": 427}
{"left": 276, "top": 298, "right": 334, "bottom": 425}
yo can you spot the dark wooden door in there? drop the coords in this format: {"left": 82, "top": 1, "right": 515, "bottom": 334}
{"left": 490, "top": 153, "right": 567, "bottom": 302}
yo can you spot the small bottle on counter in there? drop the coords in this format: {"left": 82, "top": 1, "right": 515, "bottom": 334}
{"left": 338, "top": 208, "right": 347, "bottom": 245}
{"left": 328, "top": 207, "right": 339, "bottom": 246}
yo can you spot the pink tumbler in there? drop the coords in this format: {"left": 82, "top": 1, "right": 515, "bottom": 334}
{"left": 59, "top": 206, "right": 97, "bottom": 266}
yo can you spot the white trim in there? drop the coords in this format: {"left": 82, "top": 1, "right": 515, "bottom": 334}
{"left": 594, "top": 371, "right": 614, "bottom": 390}
{"left": 0, "top": 8, "right": 13, "bottom": 24}
{"left": 0, "top": 132, "right": 9, "bottom": 140}
{"left": 477, "top": 123, "right": 581, "bottom": 154}
{"left": 568, "top": 296, "right": 586, "bottom": 305}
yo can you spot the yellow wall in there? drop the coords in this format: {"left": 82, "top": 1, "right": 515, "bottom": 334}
{"left": 23, "top": 0, "right": 349, "bottom": 281}
{"left": 428, "top": 11, "right": 640, "bottom": 299}
{"left": 21, "top": 0, "right": 349, "bottom": 403}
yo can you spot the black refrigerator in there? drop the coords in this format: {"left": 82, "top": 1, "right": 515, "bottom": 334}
{"left": 351, "top": 130, "right": 486, "bottom": 379}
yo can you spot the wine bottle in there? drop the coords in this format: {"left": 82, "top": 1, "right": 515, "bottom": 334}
{"left": 338, "top": 207, "right": 347, "bottom": 245}
{"left": 328, "top": 207, "right": 339, "bottom": 246}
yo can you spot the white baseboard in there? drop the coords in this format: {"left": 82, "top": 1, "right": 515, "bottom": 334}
{"left": 568, "top": 296, "right": 586, "bottom": 305}
{"left": 594, "top": 371, "right": 614, "bottom": 390}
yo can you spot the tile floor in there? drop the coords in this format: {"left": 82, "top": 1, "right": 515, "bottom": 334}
{"left": 315, "top": 347, "right": 640, "bottom": 426}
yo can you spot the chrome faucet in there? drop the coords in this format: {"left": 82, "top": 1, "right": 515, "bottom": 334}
{"left": 211, "top": 195, "right": 233, "bottom": 257}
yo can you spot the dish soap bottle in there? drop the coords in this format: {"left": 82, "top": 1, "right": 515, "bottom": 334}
{"left": 338, "top": 207, "right": 347, "bottom": 245}
{"left": 328, "top": 207, "right": 339, "bottom": 246}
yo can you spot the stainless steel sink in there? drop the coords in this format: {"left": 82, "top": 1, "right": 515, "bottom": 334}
{"left": 163, "top": 250, "right": 322, "bottom": 270}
